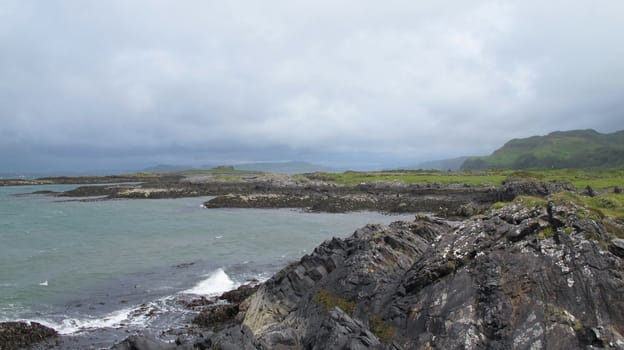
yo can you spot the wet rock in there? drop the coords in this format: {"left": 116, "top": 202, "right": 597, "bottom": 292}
{"left": 110, "top": 335, "right": 182, "bottom": 350}
{"left": 193, "top": 304, "right": 240, "bottom": 329}
{"left": 179, "top": 296, "right": 214, "bottom": 310}
{"left": 219, "top": 284, "right": 259, "bottom": 304}
{"left": 0, "top": 321, "right": 58, "bottom": 350}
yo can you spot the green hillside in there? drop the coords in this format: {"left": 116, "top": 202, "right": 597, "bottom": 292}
{"left": 461, "top": 129, "right": 624, "bottom": 170}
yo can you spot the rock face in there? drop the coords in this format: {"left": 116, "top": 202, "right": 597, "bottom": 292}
{"left": 0, "top": 321, "right": 57, "bottom": 350}
{"left": 109, "top": 197, "right": 624, "bottom": 349}
{"left": 496, "top": 178, "right": 575, "bottom": 202}
{"left": 193, "top": 199, "right": 624, "bottom": 349}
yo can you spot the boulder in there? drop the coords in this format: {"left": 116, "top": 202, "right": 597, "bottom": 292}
{"left": 0, "top": 321, "right": 57, "bottom": 350}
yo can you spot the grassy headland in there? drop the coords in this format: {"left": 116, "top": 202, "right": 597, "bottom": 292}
{"left": 303, "top": 169, "right": 623, "bottom": 191}
{"left": 461, "top": 129, "right": 624, "bottom": 170}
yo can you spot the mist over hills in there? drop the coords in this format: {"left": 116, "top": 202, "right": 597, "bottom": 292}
{"left": 461, "top": 129, "right": 624, "bottom": 170}
{"left": 141, "top": 161, "right": 332, "bottom": 175}
{"left": 412, "top": 156, "right": 469, "bottom": 171}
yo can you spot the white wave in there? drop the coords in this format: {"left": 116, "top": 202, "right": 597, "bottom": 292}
{"left": 182, "top": 268, "right": 238, "bottom": 296}
{"left": 31, "top": 307, "right": 138, "bottom": 335}
{"left": 38, "top": 280, "right": 48, "bottom": 286}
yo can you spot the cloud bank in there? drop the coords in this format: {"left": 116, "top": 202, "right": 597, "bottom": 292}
{"left": 1, "top": 1, "right": 623, "bottom": 172}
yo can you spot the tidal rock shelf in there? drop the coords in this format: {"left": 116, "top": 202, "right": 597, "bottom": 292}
{"left": 27, "top": 174, "right": 574, "bottom": 217}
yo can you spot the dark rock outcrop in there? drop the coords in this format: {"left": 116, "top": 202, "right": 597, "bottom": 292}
{"left": 496, "top": 178, "right": 574, "bottom": 202}
{"left": 111, "top": 198, "right": 624, "bottom": 349}
{"left": 188, "top": 199, "right": 624, "bottom": 349}
{"left": 0, "top": 321, "right": 58, "bottom": 350}
{"left": 610, "top": 238, "right": 624, "bottom": 258}
{"left": 110, "top": 335, "right": 182, "bottom": 350}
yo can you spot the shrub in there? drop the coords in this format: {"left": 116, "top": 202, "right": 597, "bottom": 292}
{"left": 369, "top": 314, "right": 395, "bottom": 343}
{"left": 315, "top": 289, "right": 355, "bottom": 315}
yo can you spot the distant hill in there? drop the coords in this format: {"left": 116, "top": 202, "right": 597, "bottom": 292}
{"left": 233, "top": 161, "right": 332, "bottom": 174}
{"left": 142, "top": 164, "right": 193, "bottom": 173}
{"left": 414, "top": 156, "right": 469, "bottom": 171}
{"left": 461, "top": 129, "right": 624, "bottom": 170}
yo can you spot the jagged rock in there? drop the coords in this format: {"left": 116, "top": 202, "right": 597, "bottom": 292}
{"left": 583, "top": 185, "right": 597, "bottom": 197}
{"left": 111, "top": 196, "right": 624, "bottom": 350}
{"left": 497, "top": 178, "right": 574, "bottom": 201}
{"left": 179, "top": 296, "right": 214, "bottom": 310}
{"left": 610, "top": 238, "right": 624, "bottom": 258}
{"left": 110, "top": 335, "right": 182, "bottom": 350}
{"left": 232, "top": 199, "right": 624, "bottom": 349}
{"left": 0, "top": 321, "right": 58, "bottom": 350}
{"left": 305, "top": 307, "right": 381, "bottom": 350}
{"left": 220, "top": 283, "right": 259, "bottom": 304}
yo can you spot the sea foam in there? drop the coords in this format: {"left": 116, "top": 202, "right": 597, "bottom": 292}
{"left": 32, "top": 307, "right": 138, "bottom": 335}
{"left": 182, "top": 268, "right": 237, "bottom": 296}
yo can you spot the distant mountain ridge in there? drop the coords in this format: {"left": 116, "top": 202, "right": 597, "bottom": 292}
{"left": 142, "top": 161, "right": 332, "bottom": 175}
{"left": 461, "top": 129, "right": 624, "bottom": 170}
{"left": 233, "top": 161, "right": 332, "bottom": 174}
{"left": 413, "top": 156, "right": 469, "bottom": 171}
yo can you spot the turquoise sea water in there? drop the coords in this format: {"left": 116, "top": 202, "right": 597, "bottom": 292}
{"left": 0, "top": 184, "right": 412, "bottom": 341}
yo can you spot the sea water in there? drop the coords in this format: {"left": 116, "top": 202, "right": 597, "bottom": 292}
{"left": 0, "top": 184, "right": 413, "bottom": 346}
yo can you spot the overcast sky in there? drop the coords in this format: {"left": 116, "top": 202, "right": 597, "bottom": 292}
{"left": 1, "top": 1, "right": 623, "bottom": 173}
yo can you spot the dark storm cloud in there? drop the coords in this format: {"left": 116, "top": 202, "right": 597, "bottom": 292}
{"left": 1, "top": 1, "right": 623, "bottom": 172}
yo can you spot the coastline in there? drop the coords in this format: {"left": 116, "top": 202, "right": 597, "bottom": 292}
{"left": 10, "top": 193, "right": 623, "bottom": 349}
{"left": 2, "top": 172, "right": 623, "bottom": 348}
{"left": 1, "top": 172, "right": 576, "bottom": 218}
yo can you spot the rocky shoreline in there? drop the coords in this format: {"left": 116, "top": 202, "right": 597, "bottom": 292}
{"left": 3, "top": 172, "right": 623, "bottom": 349}
{"left": 0, "top": 322, "right": 58, "bottom": 350}
{"left": 6, "top": 191, "right": 622, "bottom": 349}
{"left": 121, "top": 195, "right": 624, "bottom": 349}
{"left": 7, "top": 172, "right": 577, "bottom": 218}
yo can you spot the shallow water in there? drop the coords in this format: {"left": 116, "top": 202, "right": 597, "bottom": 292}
{"left": 0, "top": 184, "right": 413, "bottom": 344}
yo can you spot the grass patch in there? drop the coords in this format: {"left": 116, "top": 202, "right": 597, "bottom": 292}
{"left": 538, "top": 227, "right": 555, "bottom": 239}
{"left": 305, "top": 169, "right": 622, "bottom": 190}
{"left": 306, "top": 170, "right": 506, "bottom": 186}
{"left": 551, "top": 192, "right": 624, "bottom": 221}
{"left": 315, "top": 289, "right": 355, "bottom": 316}
{"left": 604, "top": 220, "right": 624, "bottom": 239}
{"left": 369, "top": 314, "right": 396, "bottom": 343}
{"left": 514, "top": 195, "right": 548, "bottom": 209}
{"left": 551, "top": 191, "right": 624, "bottom": 242}
{"left": 491, "top": 201, "right": 508, "bottom": 210}
{"left": 490, "top": 195, "right": 547, "bottom": 210}
{"left": 515, "top": 169, "right": 623, "bottom": 191}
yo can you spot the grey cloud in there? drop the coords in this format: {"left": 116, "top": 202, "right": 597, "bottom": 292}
{"left": 1, "top": 1, "right": 623, "bottom": 172}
